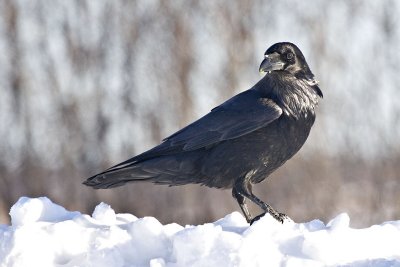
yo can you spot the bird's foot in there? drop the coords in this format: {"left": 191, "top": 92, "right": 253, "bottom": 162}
{"left": 250, "top": 213, "right": 265, "bottom": 225}
{"left": 250, "top": 211, "right": 291, "bottom": 225}
{"left": 273, "top": 212, "right": 290, "bottom": 223}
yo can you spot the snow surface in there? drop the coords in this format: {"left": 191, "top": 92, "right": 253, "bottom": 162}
{"left": 1, "top": 197, "right": 400, "bottom": 267}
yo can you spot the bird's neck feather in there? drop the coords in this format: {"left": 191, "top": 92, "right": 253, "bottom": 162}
{"left": 259, "top": 73, "right": 320, "bottom": 118}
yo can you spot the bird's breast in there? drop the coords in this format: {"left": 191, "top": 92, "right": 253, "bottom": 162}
{"left": 250, "top": 111, "right": 315, "bottom": 183}
{"left": 200, "top": 110, "right": 316, "bottom": 187}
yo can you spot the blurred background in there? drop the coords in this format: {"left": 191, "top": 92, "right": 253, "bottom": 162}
{"left": 1, "top": 0, "right": 399, "bottom": 227}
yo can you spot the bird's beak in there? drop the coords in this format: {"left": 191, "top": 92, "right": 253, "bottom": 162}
{"left": 259, "top": 52, "right": 285, "bottom": 75}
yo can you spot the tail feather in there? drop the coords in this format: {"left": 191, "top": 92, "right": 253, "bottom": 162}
{"left": 83, "top": 166, "right": 157, "bottom": 189}
{"left": 83, "top": 155, "right": 201, "bottom": 189}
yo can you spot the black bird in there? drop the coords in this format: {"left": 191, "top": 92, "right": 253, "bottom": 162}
{"left": 84, "top": 42, "right": 323, "bottom": 224}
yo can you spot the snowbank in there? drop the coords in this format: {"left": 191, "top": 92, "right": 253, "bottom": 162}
{"left": 1, "top": 197, "right": 400, "bottom": 267}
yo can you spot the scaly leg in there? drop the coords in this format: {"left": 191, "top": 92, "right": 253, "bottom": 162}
{"left": 232, "top": 186, "right": 252, "bottom": 223}
{"left": 233, "top": 175, "right": 288, "bottom": 224}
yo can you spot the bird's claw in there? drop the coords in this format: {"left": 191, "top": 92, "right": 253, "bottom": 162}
{"left": 274, "top": 212, "right": 290, "bottom": 223}
{"left": 249, "top": 212, "right": 291, "bottom": 225}
{"left": 249, "top": 213, "right": 265, "bottom": 225}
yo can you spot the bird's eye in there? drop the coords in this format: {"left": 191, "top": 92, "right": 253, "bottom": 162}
{"left": 286, "top": 52, "right": 294, "bottom": 60}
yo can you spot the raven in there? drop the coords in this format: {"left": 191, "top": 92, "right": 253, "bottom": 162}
{"left": 84, "top": 42, "right": 323, "bottom": 224}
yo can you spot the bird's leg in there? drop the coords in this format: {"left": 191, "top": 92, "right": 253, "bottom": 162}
{"left": 233, "top": 177, "right": 288, "bottom": 224}
{"left": 232, "top": 187, "right": 253, "bottom": 223}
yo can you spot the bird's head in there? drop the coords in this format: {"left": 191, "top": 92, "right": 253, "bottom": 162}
{"left": 259, "top": 42, "right": 312, "bottom": 78}
{"left": 259, "top": 42, "right": 323, "bottom": 98}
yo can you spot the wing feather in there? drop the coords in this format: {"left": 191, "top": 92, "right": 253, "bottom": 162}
{"left": 164, "top": 90, "right": 282, "bottom": 151}
{"left": 85, "top": 89, "right": 282, "bottom": 181}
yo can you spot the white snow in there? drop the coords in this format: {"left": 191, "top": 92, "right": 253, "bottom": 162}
{"left": 1, "top": 197, "right": 400, "bottom": 267}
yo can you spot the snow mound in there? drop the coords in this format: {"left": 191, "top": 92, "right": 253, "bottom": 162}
{"left": 0, "top": 197, "right": 400, "bottom": 267}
